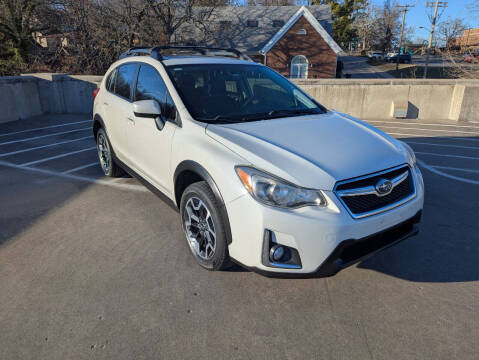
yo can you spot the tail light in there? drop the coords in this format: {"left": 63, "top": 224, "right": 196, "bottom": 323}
{"left": 93, "top": 88, "right": 100, "bottom": 99}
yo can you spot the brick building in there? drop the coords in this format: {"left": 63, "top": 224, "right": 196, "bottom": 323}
{"left": 179, "top": 6, "right": 342, "bottom": 79}
{"left": 450, "top": 28, "right": 479, "bottom": 50}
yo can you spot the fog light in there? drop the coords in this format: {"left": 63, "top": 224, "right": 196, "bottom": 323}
{"left": 270, "top": 245, "right": 285, "bottom": 262}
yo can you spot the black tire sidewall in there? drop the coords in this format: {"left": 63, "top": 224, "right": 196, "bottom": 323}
{"left": 180, "top": 182, "right": 228, "bottom": 271}
{"left": 97, "top": 128, "right": 113, "bottom": 176}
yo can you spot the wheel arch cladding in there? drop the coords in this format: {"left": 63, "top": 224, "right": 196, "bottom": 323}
{"left": 174, "top": 160, "right": 233, "bottom": 244}
{"left": 93, "top": 114, "right": 105, "bottom": 139}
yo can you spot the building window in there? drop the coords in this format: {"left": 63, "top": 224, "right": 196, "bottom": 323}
{"left": 290, "top": 55, "right": 308, "bottom": 79}
{"left": 297, "top": 29, "right": 307, "bottom": 35}
{"left": 273, "top": 20, "right": 284, "bottom": 27}
{"left": 247, "top": 19, "right": 258, "bottom": 28}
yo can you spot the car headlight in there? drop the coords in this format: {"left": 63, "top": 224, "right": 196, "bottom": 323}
{"left": 235, "top": 166, "right": 327, "bottom": 208}
{"left": 400, "top": 141, "right": 416, "bottom": 167}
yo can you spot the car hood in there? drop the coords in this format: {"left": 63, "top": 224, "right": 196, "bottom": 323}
{"left": 205, "top": 111, "right": 408, "bottom": 191}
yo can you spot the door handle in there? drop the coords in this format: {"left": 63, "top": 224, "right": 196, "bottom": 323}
{"left": 127, "top": 117, "right": 135, "bottom": 124}
{"left": 103, "top": 102, "right": 109, "bottom": 106}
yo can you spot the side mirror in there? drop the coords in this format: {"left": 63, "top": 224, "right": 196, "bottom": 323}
{"left": 133, "top": 100, "right": 161, "bottom": 117}
{"left": 133, "top": 100, "right": 165, "bottom": 130}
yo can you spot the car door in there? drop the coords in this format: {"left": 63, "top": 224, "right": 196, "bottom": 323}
{"left": 102, "top": 63, "right": 138, "bottom": 161}
{"left": 127, "top": 63, "right": 178, "bottom": 196}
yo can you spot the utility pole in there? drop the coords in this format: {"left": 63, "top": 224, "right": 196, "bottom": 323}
{"left": 424, "top": 0, "right": 447, "bottom": 78}
{"left": 395, "top": 5, "right": 414, "bottom": 72}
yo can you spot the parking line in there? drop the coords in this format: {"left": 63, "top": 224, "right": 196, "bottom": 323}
{"left": 367, "top": 120, "right": 479, "bottom": 130}
{"left": 20, "top": 147, "right": 96, "bottom": 166}
{"left": 406, "top": 141, "right": 479, "bottom": 150}
{"left": 416, "top": 151, "right": 479, "bottom": 160}
{"left": 63, "top": 162, "right": 98, "bottom": 174}
{"left": 0, "top": 159, "right": 147, "bottom": 192}
{"left": 0, "top": 136, "right": 93, "bottom": 157}
{"left": 0, "top": 120, "right": 92, "bottom": 137}
{"left": 386, "top": 132, "right": 479, "bottom": 143}
{"left": 0, "top": 127, "right": 91, "bottom": 146}
{"left": 432, "top": 165, "right": 479, "bottom": 174}
{"left": 374, "top": 125, "right": 479, "bottom": 136}
{"left": 418, "top": 159, "right": 479, "bottom": 185}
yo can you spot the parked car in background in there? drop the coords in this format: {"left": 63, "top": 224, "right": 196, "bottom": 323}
{"left": 464, "top": 49, "right": 479, "bottom": 63}
{"left": 368, "top": 51, "right": 384, "bottom": 62}
{"left": 387, "top": 53, "right": 412, "bottom": 64}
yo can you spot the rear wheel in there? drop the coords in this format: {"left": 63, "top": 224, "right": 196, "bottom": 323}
{"left": 180, "top": 181, "right": 230, "bottom": 271}
{"left": 96, "top": 128, "right": 124, "bottom": 177}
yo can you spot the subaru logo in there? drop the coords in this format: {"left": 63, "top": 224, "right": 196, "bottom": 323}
{"left": 375, "top": 179, "right": 393, "bottom": 195}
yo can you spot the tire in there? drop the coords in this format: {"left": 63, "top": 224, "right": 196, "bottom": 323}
{"left": 96, "top": 128, "right": 124, "bottom": 177}
{"left": 180, "top": 181, "right": 230, "bottom": 271}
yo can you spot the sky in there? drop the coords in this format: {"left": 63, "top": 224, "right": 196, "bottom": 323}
{"left": 371, "top": 0, "right": 479, "bottom": 41}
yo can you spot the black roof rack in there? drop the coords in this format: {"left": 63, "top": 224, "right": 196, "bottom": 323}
{"left": 119, "top": 46, "right": 253, "bottom": 62}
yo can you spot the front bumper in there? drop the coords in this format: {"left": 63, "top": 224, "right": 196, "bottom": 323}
{"left": 226, "top": 165, "right": 424, "bottom": 276}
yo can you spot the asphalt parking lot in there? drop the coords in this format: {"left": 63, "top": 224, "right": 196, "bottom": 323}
{"left": 1, "top": 114, "right": 478, "bottom": 360}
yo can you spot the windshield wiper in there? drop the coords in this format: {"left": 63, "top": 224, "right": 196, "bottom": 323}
{"left": 267, "top": 109, "right": 320, "bottom": 117}
{"left": 195, "top": 115, "right": 239, "bottom": 123}
{"left": 237, "top": 109, "right": 320, "bottom": 122}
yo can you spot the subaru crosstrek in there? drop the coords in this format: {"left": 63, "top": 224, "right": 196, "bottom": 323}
{"left": 92, "top": 46, "right": 424, "bottom": 276}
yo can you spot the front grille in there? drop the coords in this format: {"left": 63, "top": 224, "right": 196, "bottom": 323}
{"left": 335, "top": 165, "right": 415, "bottom": 218}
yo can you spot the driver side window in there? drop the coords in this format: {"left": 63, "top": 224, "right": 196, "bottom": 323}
{"left": 135, "top": 64, "right": 167, "bottom": 107}
{"left": 135, "top": 64, "right": 179, "bottom": 124}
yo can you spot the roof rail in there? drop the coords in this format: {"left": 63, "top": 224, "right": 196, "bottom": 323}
{"left": 119, "top": 46, "right": 252, "bottom": 62}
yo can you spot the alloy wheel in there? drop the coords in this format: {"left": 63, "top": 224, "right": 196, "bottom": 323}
{"left": 97, "top": 133, "right": 110, "bottom": 174}
{"left": 183, "top": 196, "right": 216, "bottom": 260}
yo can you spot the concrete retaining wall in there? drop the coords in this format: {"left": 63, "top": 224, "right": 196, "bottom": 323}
{"left": 0, "top": 74, "right": 102, "bottom": 123}
{"left": 294, "top": 79, "right": 479, "bottom": 123}
{"left": 0, "top": 74, "right": 478, "bottom": 123}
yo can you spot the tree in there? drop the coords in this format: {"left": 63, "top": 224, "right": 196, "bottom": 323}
{"left": 145, "top": 0, "right": 226, "bottom": 45}
{"left": 312, "top": 0, "right": 366, "bottom": 49}
{"left": 437, "top": 17, "right": 468, "bottom": 49}
{"left": 371, "top": 0, "right": 400, "bottom": 52}
{"left": 0, "top": 0, "right": 50, "bottom": 63}
{"left": 247, "top": 0, "right": 295, "bottom": 4}
{"left": 352, "top": 0, "right": 374, "bottom": 49}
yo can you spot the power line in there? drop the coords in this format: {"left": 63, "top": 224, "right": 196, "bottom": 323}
{"left": 424, "top": 0, "right": 448, "bottom": 78}
{"left": 395, "top": 5, "right": 414, "bottom": 72}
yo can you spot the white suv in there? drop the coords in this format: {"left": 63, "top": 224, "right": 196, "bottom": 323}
{"left": 93, "top": 46, "right": 424, "bottom": 277}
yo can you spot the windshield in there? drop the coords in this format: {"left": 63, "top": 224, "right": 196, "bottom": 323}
{"left": 165, "top": 63, "right": 327, "bottom": 123}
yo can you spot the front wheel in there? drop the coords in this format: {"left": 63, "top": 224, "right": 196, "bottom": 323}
{"left": 180, "top": 181, "right": 230, "bottom": 271}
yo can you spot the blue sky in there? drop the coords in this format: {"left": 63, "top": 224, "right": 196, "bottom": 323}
{"left": 371, "top": 0, "right": 479, "bottom": 41}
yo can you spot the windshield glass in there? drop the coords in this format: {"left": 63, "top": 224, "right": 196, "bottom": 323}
{"left": 165, "top": 64, "right": 327, "bottom": 123}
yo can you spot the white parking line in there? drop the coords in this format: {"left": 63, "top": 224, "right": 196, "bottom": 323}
{"left": 0, "top": 120, "right": 92, "bottom": 137}
{"left": 375, "top": 125, "right": 479, "bottom": 136}
{"left": 387, "top": 132, "right": 479, "bottom": 142}
{"left": 406, "top": 141, "right": 479, "bottom": 151}
{"left": 62, "top": 162, "right": 98, "bottom": 174}
{"left": 418, "top": 160, "right": 479, "bottom": 185}
{"left": 0, "top": 136, "right": 93, "bottom": 157}
{"left": 0, "top": 159, "right": 147, "bottom": 192}
{"left": 432, "top": 165, "right": 479, "bottom": 174}
{"left": 416, "top": 151, "right": 479, "bottom": 160}
{"left": 20, "top": 147, "right": 96, "bottom": 166}
{"left": 367, "top": 120, "right": 479, "bottom": 130}
{"left": 0, "top": 127, "right": 91, "bottom": 146}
